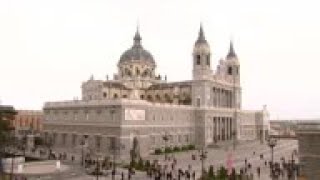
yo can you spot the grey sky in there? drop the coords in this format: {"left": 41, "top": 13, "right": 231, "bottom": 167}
{"left": 0, "top": 0, "right": 319, "bottom": 119}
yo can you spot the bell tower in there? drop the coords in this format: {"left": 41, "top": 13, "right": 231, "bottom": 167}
{"left": 225, "top": 40, "right": 241, "bottom": 109}
{"left": 192, "top": 24, "right": 212, "bottom": 80}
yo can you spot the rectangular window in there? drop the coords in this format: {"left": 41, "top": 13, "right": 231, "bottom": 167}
{"left": 72, "top": 134, "right": 76, "bottom": 146}
{"left": 197, "top": 98, "right": 200, "bottom": 107}
{"left": 96, "top": 136, "right": 101, "bottom": 149}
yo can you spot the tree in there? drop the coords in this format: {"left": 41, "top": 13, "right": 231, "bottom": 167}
{"left": 0, "top": 105, "right": 16, "bottom": 175}
{"left": 208, "top": 165, "right": 215, "bottom": 179}
{"left": 0, "top": 105, "right": 16, "bottom": 147}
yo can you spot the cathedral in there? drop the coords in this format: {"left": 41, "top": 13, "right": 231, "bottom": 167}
{"left": 43, "top": 25, "right": 270, "bottom": 159}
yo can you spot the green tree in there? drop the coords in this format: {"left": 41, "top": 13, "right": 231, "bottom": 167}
{"left": 208, "top": 165, "right": 215, "bottom": 179}
{"left": 0, "top": 106, "right": 16, "bottom": 175}
{"left": 0, "top": 106, "right": 16, "bottom": 147}
{"left": 217, "top": 166, "right": 228, "bottom": 179}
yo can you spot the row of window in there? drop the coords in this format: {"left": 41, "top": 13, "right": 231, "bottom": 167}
{"left": 46, "top": 109, "right": 192, "bottom": 122}
{"left": 150, "top": 134, "right": 191, "bottom": 145}
{"left": 101, "top": 92, "right": 190, "bottom": 101}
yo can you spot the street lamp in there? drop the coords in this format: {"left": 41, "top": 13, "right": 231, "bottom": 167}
{"left": 162, "top": 133, "right": 170, "bottom": 161}
{"left": 267, "top": 137, "right": 277, "bottom": 177}
{"left": 80, "top": 135, "right": 88, "bottom": 167}
{"left": 95, "top": 154, "right": 101, "bottom": 180}
{"left": 199, "top": 147, "right": 208, "bottom": 180}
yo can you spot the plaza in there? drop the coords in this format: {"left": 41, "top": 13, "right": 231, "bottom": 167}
{"left": 13, "top": 139, "right": 298, "bottom": 179}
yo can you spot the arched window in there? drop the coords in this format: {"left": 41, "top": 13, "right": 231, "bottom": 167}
{"left": 136, "top": 68, "right": 140, "bottom": 75}
{"left": 196, "top": 55, "right": 201, "bottom": 65}
{"left": 113, "top": 94, "right": 118, "bottom": 99}
{"left": 125, "top": 68, "right": 131, "bottom": 76}
{"left": 164, "top": 94, "right": 171, "bottom": 103}
{"left": 228, "top": 67, "right": 233, "bottom": 75}
{"left": 103, "top": 92, "right": 107, "bottom": 98}
{"left": 156, "top": 94, "right": 161, "bottom": 100}
{"left": 122, "top": 95, "right": 127, "bottom": 98}
{"left": 147, "top": 95, "right": 153, "bottom": 101}
{"left": 140, "top": 95, "right": 144, "bottom": 99}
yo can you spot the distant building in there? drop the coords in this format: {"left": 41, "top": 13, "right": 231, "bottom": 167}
{"left": 13, "top": 110, "right": 43, "bottom": 136}
{"left": 43, "top": 25, "right": 270, "bottom": 159}
{"left": 296, "top": 120, "right": 320, "bottom": 179}
{"left": 0, "top": 105, "right": 17, "bottom": 130}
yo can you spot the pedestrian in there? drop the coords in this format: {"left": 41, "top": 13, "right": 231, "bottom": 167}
{"left": 121, "top": 172, "right": 124, "bottom": 180}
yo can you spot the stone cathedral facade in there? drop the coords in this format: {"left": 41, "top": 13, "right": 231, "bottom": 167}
{"left": 43, "top": 25, "right": 270, "bottom": 159}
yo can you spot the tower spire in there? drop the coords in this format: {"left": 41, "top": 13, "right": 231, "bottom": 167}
{"left": 196, "top": 23, "right": 207, "bottom": 43}
{"left": 227, "top": 40, "right": 237, "bottom": 59}
{"left": 133, "top": 24, "right": 141, "bottom": 46}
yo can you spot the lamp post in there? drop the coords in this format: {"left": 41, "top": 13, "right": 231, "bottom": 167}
{"left": 112, "top": 138, "right": 116, "bottom": 180}
{"left": 80, "top": 140, "right": 84, "bottom": 167}
{"left": 9, "top": 132, "right": 17, "bottom": 180}
{"left": 290, "top": 151, "right": 295, "bottom": 179}
{"left": 80, "top": 136, "right": 87, "bottom": 167}
{"left": 267, "top": 138, "right": 277, "bottom": 178}
{"left": 199, "top": 147, "right": 208, "bottom": 180}
{"left": 162, "top": 133, "right": 170, "bottom": 161}
{"left": 95, "top": 154, "right": 100, "bottom": 180}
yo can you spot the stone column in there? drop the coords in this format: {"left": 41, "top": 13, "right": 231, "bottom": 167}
{"left": 229, "top": 118, "right": 232, "bottom": 140}
{"left": 226, "top": 118, "right": 229, "bottom": 140}
{"left": 216, "top": 117, "right": 220, "bottom": 141}
{"left": 220, "top": 117, "right": 223, "bottom": 141}
{"left": 227, "top": 91, "right": 230, "bottom": 108}
{"left": 223, "top": 90, "right": 226, "bottom": 108}
{"left": 223, "top": 117, "right": 228, "bottom": 141}
{"left": 56, "top": 133, "right": 62, "bottom": 147}
{"left": 217, "top": 89, "right": 221, "bottom": 108}
{"left": 212, "top": 88, "right": 216, "bottom": 107}
{"left": 215, "top": 118, "right": 218, "bottom": 141}
{"left": 221, "top": 89, "right": 226, "bottom": 107}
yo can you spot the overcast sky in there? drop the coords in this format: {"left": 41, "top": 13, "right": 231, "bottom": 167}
{"left": 0, "top": 0, "right": 319, "bottom": 119}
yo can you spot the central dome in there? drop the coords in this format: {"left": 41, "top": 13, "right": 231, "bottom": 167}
{"left": 119, "top": 29, "right": 155, "bottom": 65}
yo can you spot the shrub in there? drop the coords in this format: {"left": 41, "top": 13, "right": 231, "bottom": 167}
{"left": 137, "top": 158, "right": 144, "bottom": 170}
{"left": 188, "top": 144, "right": 195, "bottom": 150}
{"left": 130, "top": 160, "right": 136, "bottom": 168}
{"left": 145, "top": 160, "right": 151, "bottom": 168}
{"left": 181, "top": 145, "right": 188, "bottom": 151}
{"left": 154, "top": 148, "right": 162, "bottom": 155}
{"left": 173, "top": 146, "right": 181, "bottom": 152}
{"left": 217, "top": 166, "right": 227, "bottom": 179}
{"left": 165, "top": 147, "right": 172, "bottom": 153}
{"left": 208, "top": 165, "right": 215, "bottom": 178}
